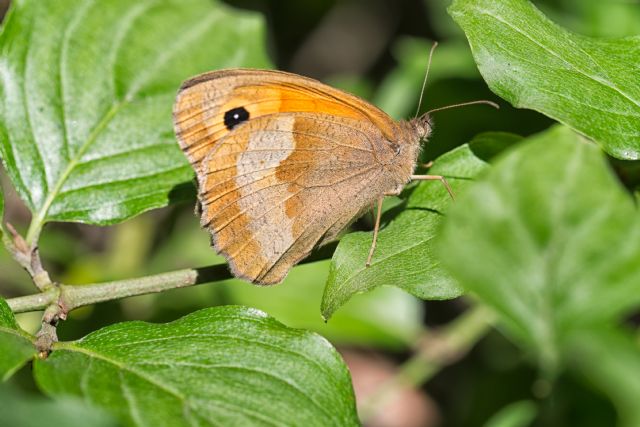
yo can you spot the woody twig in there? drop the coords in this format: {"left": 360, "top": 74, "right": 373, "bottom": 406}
{"left": 3, "top": 222, "right": 53, "bottom": 291}
{"left": 3, "top": 222, "right": 60, "bottom": 357}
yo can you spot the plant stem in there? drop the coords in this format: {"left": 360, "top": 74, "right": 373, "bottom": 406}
{"left": 7, "top": 264, "right": 231, "bottom": 313}
{"left": 7, "top": 288, "right": 59, "bottom": 313}
{"left": 24, "top": 220, "right": 43, "bottom": 248}
{"left": 358, "top": 303, "right": 497, "bottom": 423}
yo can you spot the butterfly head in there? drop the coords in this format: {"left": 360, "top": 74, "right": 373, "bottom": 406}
{"left": 410, "top": 113, "right": 433, "bottom": 141}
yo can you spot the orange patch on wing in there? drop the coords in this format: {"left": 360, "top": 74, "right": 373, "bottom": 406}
{"left": 283, "top": 191, "right": 304, "bottom": 222}
{"left": 276, "top": 116, "right": 332, "bottom": 236}
{"left": 278, "top": 117, "right": 317, "bottom": 225}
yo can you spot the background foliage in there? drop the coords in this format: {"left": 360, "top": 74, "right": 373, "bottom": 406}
{"left": 0, "top": 0, "right": 639, "bottom": 426}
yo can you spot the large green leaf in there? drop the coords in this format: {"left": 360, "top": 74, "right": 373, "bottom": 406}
{"left": 449, "top": 0, "right": 640, "bottom": 160}
{"left": 0, "top": 298, "right": 36, "bottom": 381}
{"left": 0, "top": 0, "right": 270, "bottom": 243}
{"left": 35, "top": 306, "right": 359, "bottom": 427}
{"left": 437, "top": 125, "right": 640, "bottom": 372}
{"left": 322, "top": 132, "right": 521, "bottom": 319}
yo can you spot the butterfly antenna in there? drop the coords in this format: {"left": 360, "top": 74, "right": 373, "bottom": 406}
{"left": 414, "top": 41, "right": 439, "bottom": 119}
{"left": 426, "top": 100, "right": 500, "bottom": 116}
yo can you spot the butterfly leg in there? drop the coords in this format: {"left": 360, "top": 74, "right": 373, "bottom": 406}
{"left": 366, "top": 197, "right": 385, "bottom": 267}
{"left": 366, "top": 188, "right": 404, "bottom": 267}
{"left": 410, "top": 174, "right": 455, "bottom": 200}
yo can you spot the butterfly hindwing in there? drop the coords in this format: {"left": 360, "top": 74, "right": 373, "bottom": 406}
{"left": 197, "top": 112, "right": 397, "bottom": 284}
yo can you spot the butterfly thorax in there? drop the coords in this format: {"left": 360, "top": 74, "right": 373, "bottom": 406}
{"left": 385, "top": 115, "right": 432, "bottom": 188}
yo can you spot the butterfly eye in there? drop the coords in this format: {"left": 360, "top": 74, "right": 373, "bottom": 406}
{"left": 224, "top": 107, "right": 250, "bottom": 130}
{"left": 392, "top": 142, "right": 401, "bottom": 155}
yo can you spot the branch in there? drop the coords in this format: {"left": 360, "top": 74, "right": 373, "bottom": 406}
{"left": 7, "top": 264, "right": 231, "bottom": 313}
{"left": 7, "top": 288, "right": 59, "bottom": 313}
{"left": 358, "top": 303, "right": 497, "bottom": 422}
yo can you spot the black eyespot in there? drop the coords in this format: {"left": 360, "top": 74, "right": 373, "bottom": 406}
{"left": 224, "top": 107, "right": 250, "bottom": 130}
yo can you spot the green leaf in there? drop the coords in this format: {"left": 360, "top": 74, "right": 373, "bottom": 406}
{"left": 438, "top": 125, "right": 640, "bottom": 372}
{"left": 0, "top": 0, "right": 270, "bottom": 243}
{"left": 483, "top": 400, "right": 537, "bottom": 427}
{"left": 34, "top": 306, "right": 359, "bottom": 427}
{"left": 0, "top": 382, "right": 119, "bottom": 427}
{"left": 0, "top": 298, "right": 36, "bottom": 381}
{"left": 321, "top": 132, "right": 521, "bottom": 319}
{"left": 567, "top": 328, "right": 640, "bottom": 427}
{"left": 449, "top": 0, "right": 640, "bottom": 160}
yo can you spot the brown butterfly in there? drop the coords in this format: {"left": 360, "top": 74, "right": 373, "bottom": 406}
{"left": 173, "top": 65, "right": 495, "bottom": 285}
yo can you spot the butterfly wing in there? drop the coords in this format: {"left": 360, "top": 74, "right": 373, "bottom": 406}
{"left": 196, "top": 112, "right": 399, "bottom": 284}
{"left": 173, "top": 69, "right": 405, "bottom": 284}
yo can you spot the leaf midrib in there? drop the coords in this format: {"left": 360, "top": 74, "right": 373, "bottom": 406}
{"left": 26, "top": 102, "right": 122, "bottom": 244}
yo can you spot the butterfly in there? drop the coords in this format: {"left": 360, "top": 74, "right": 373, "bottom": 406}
{"left": 173, "top": 67, "right": 494, "bottom": 285}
